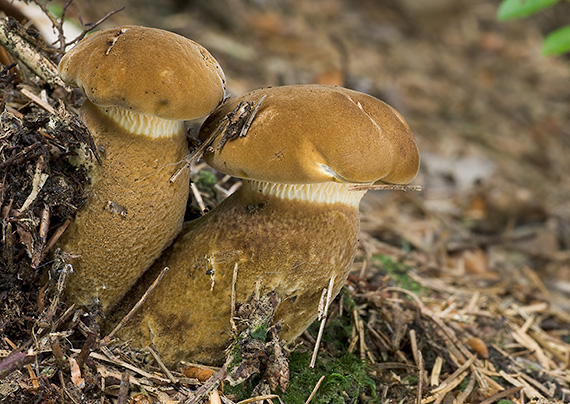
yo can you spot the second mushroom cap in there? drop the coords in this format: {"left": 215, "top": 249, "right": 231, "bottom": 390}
{"left": 199, "top": 84, "right": 419, "bottom": 186}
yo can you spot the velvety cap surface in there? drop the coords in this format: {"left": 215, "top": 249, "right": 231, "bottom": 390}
{"left": 198, "top": 84, "right": 419, "bottom": 184}
{"left": 58, "top": 26, "right": 226, "bottom": 120}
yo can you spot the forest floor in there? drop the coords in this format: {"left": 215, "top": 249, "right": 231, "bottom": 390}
{"left": 1, "top": 0, "right": 569, "bottom": 403}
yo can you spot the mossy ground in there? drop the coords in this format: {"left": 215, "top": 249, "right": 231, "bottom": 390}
{"left": 225, "top": 302, "right": 379, "bottom": 403}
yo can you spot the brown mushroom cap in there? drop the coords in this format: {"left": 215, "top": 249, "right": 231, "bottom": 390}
{"left": 59, "top": 25, "right": 226, "bottom": 121}
{"left": 198, "top": 84, "right": 419, "bottom": 185}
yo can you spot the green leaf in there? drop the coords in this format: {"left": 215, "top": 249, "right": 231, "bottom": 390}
{"left": 498, "top": 0, "right": 560, "bottom": 20}
{"left": 542, "top": 25, "right": 570, "bottom": 55}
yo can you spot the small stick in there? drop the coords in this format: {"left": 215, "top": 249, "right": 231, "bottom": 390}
{"left": 213, "top": 184, "right": 231, "bottom": 198}
{"left": 0, "top": 351, "right": 35, "bottom": 379}
{"left": 353, "top": 308, "right": 367, "bottom": 361}
{"left": 75, "top": 330, "right": 97, "bottom": 368}
{"left": 348, "top": 184, "right": 422, "bottom": 192}
{"left": 50, "top": 303, "right": 76, "bottom": 331}
{"left": 0, "top": 141, "right": 41, "bottom": 170}
{"left": 0, "top": 17, "right": 69, "bottom": 89}
{"left": 38, "top": 205, "right": 50, "bottom": 246}
{"left": 39, "top": 219, "right": 71, "bottom": 264}
{"left": 230, "top": 263, "right": 239, "bottom": 334}
{"left": 73, "top": 349, "right": 170, "bottom": 383}
{"left": 430, "top": 354, "right": 476, "bottom": 394}
{"left": 456, "top": 376, "right": 476, "bottom": 404}
{"left": 170, "top": 129, "right": 221, "bottom": 183}
{"left": 238, "top": 95, "right": 266, "bottom": 138}
{"left": 209, "top": 389, "right": 222, "bottom": 404}
{"left": 147, "top": 347, "right": 178, "bottom": 384}
{"left": 116, "top": 371, "right": 130, "bottom": 404}
{"left": 430, "top": 357, "right": 443, "bottom": 386}
{"left": 50, "top": 337, "right": 66, "bottom": 368}
{"left": 304, "top": 375, "right": 325, "bottom": 404}
{"left": 416, "top": 350, "right": 423, "bottom": 404}
{"left": 236, "top": 395, "right": 282, "bottom": 404}
{"left": 2, "top": 339, "right": 39, "bottom": 388}
{"left": 227, "top": 181, "right": 242, "bottom": 195}
{"left": 190, "top": 182, "right": 207, "bottom": 214}
{"left": 410, "top": 329, "right": 419, "bottom": 367}
{"left": 66, "top": 7, "right": 126, "bottom": 48}
{"left": 478, "top": 386, "right": 523, "bottom": 404}
{"left": 21, "top": 88, "right": 58, "bottom": 115}
{"left": 310, "top": 275, "right": 335, "bottom": 368}
{"left": 46, "top": 264, "right": 72, "bottom": 323}
{"left": 185, "top": 367, "right": 227, "bottom": 404}
{"left": 102, "top": 267, "right": 169, "bottom": 344}
{"left": 32, "top": 204, "right": 50, "bottom": 267}
{"left": 17, "top": 156, "right": 48, "bottom": 214}
{"left": 30, "top": 0, "right": 66, "bottom": 51}
{"left": 383, "top": 286, "right": 425, "bottom": 310}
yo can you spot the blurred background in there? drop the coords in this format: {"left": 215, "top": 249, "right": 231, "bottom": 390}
{"left": 63, "top": 0, "right": 570, "bottom": 303}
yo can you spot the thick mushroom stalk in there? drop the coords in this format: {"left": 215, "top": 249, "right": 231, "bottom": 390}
{"left": 56, "top": 26, "right": 226, "bottom": 313}
{"left": 115, "top": 84, "right": 419, "bottom": 366}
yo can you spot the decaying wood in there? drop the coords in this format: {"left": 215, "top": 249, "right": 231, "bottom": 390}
{"left": 0, "top": 351, "right": 35, "bottom": 379}
{"left": 0, "top": 17, "right": 68, "bottom": 89}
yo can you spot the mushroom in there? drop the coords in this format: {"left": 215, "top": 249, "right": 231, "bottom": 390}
{"left": 56, "top": 26, "right": 226, "bottom": 313}
{"left": 116, "top": 84, "right": 419, "bottom": 365}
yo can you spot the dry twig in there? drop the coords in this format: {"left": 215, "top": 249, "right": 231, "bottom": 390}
{"left": 0, "top": 17, "right": 68, "bottom": 88}
{"left": 310, "top": 275, "right": 335, "bottom": 368}
{"left": 102, "top": 266, "right": 169, "bottom": 344}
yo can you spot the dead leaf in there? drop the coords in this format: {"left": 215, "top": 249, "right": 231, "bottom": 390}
{"left": 68, "top": 357, "right": 84, "bottom": 389}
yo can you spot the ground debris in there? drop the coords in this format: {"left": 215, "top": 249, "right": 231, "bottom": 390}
{"left": 0, "top": 4, "right": 98, "bottom": 400}
{"left": 215, "top": 95, "right": 266, "bottom": 151}
{"left": 0, "top": 22, "right": 95, "bottom": 352}
{"left": 225, "top": 292, "right": 289, "bottom": 392}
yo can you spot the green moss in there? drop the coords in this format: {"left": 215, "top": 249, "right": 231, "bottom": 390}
{"left": 196, "top": 170, "right": 217, "bottom": 189}
{"left": 282, "top": 350, "right": 378, "bottom": 403}
{"left": 225, "top": 349, "right": 377, "bottom": 403}
{"left": 251, "top": 324, "right": 268, "bottom": 341}
{"left": 226, "top": 287, "right": 378, "bottom": 402}
{"left": 225, "top": 375, "right": 258, "bottom": 399}
{"left": 372, "top": 254, "right": 424, "bottom": 294}
{"left": 458, "top": 377, "right": 470, "bottom": 391}
{"left": 406, "top": 374, "right": 418, "bottom": 384}
{"left": 226, "top": 343, "right": 243, "bottom": 374}
{"left": 340, "top": 286, "right": 356, "bottom": 312}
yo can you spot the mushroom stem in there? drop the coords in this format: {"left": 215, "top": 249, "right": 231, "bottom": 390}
{"left": 57, "top": 100, "right": 190, "bottom": 313}
{"left": 116, "top": 180, "right": 364, "bottom": 366}
{"left": 55, "top": 25, "right": 226, "bottom": 315}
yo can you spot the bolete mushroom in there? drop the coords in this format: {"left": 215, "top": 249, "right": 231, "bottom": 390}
{"left": 117, "top": 84, "right": 419, "bottom": 365}
{"left": 56, "top": 26, "right": 226, "bottom": 313}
